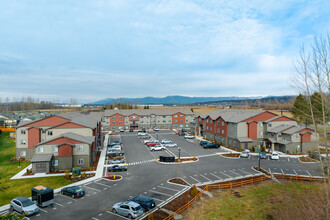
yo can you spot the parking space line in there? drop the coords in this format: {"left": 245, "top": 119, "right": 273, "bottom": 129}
{"left": 106, "top": 211, "right": 128, "bottom": 219}
{"left": 238, "top": 168, "right": 253, "bottom": 176}
{"left": 149, "top": 190, "right": 173, "bottom": 197}
{"left": 229, "top": 170, "right": 242, "bottom": 177}
{"left": 288, "top": 158, "right": 290, "bottom": 162}
{"left": 306, "top": 170, "right": 312, "bottom": 176}
{"left": 293, "top": 169, "right": 298, "bottom": 175}
{"left": 189, "top": 176, "right": 201, "bottom": 184}
{"left": 150, "top": 197, "right": 165, "bottom": 202}
{"left": 157, "top": 186, "right": 180, "bottom": 192}
{"left": 281, "top": 169, "right": 284, "bottom": 174}
{"left": 268, "top": 168, "right": 272, "bottom": 174}
{"left": 58, "top": 194, "right": 77, "bottom": 201}
{"left": 84, "top": 185, "right": 102, "bottom": 192}
{"left": 93, "top": 181, "right": 110, "bottom": 188}
{"left": 39, "top": 208, "right": 48, "bottom": 213}
{"left": 54, "top": 202, "right": 63, "bottom": 207}
{"left": 219, "top": 171, "right": 233, "bottom": 179}
{"left": 210, "top": 173, "right": 222, "bottom": 180}
{"left": 92, "top": 217, "right": 99, "bottom": 220}
{"left": 200, "top": 174, "right": 212, "bottom": 182}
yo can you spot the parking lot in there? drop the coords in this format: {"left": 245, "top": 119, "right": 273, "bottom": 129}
{"left": 1, "top": 129, "right": 323, "bottom": 220}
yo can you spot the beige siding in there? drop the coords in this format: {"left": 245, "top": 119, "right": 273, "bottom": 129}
{"left": 48, "top": 128, "right": 93, "bottom": 138}
{"left": 237, "top": 122, "right": 247, "bottom": 137}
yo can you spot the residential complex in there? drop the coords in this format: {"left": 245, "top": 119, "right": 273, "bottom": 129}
{"left": 195, "top": 109, "right": 317, "bottom": 153}
{"left": 15, "top": 112, "right": 102, "bottom": 173}
{"left": 103, "top": 109, "right": 195, "bottom": 131}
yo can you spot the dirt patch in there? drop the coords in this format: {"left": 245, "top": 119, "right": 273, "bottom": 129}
{"left": 221, "top": 146, "right": 243, "bottom": 152}
{"left": 233, "top": 191, "right": 243, "bottom": 198}
{"left": 299, "top": 156, "right": 318, "bottom": 162}
{"left": 104, "top": 175, "right": 122, "bottom": 180}
{"left": 222, "top": 153, "right": 240, "bottom": 158}
{"left": 253, "top": 166, "right": 270, "bottom": 176}
{"left": 64, "top": 173, "right": 95, "bottom": 182}
{"left": 10, "top": 157, "right": 30, "bottom": 162}
{"left": 150, "top": 210, "right": 170, "bottom": 220}
{"left": 169, "top": 178, "right": 190, "bottom": 186}
{"left": 163, "top": 188, "right": 194, "bottom": 211}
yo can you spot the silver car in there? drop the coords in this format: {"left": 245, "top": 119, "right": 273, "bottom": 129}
{"left": 108, "top": 158, "right": 125, "bottom": 164}
{"left": 161, "top": 139, "right": 172, "bottom": 144}
{"left": 10, "top": 197, "right": 39, "bottom": 216}
{"left": 112, "top": 201, "right": 143, "bottom": 219}
{"left": 164, "top": 142, "right": 178, "bottom": 147}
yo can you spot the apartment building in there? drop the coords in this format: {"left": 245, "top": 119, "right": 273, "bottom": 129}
{"left": 103, "top": 109, "right": 195, "bottom": 131}
{"left": 195, "top": 109, "right": 317, "bottom": 153}
{"left": 15, "top": 112, "right": 102, "bottom": 173}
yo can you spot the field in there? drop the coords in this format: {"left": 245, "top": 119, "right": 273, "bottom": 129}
{"left": 184, "top": 181, "right": 326, "bottom": 220}
{"left": 0, "top": 132, "right": 72, "bottom": 206}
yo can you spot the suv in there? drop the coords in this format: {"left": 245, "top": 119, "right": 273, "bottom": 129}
{"left": 112, "top": 201, "right": 143, "bottom": 219}
{"left": 203, "top": 143, "right": 220, "bottom": 149}
{"left": 128, "top": 195, "right": 156, "bottom": 211}
{"left": 200, "top": 141, "right": 209, "bottom": 146}
{"left": 108, "top": 165, "right": 128, "bottom": 172}
{"left": 10, "top": 197, "right": 39, "bottom": 216}
{"left": 150, "top": 145, "right": 166, "bottom": 151}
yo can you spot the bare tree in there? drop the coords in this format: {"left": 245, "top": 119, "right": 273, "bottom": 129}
{"left": 291, "top": 33, "right": 330, "bottom": 218}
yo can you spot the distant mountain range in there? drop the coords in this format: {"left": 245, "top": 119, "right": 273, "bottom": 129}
{"left": 90, "top": 95, "right": 264, "bottom": 105}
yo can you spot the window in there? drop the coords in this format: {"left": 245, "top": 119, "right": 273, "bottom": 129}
{"left": 180, "top": 115, "right": 183, "bottom": 117}
{"left": 52, "top": 146, "right": 58, "bottom": 152}
{"left": 168, "top": 120, "right": 171, "bottom": 123}
{"left": 210, "top": 127, "right": 212, "bottom": 131}
{"left": 163, "top": 116, "right": 166, "bottom": 118}
{"left": 141, "top": 116, "right": 144, "bottom": 118}
{"left": 186, "top": 120, "right": 188, "bottom": 122}
{"left": 52, "top": 160, "right": 58, "bottom": 166}
{"left": 21, "top": 139, "right": 26, "bottom": 145}
{"left": 20, "top": 151, "right": 26, "bottom": 157}
{"left": 217, "top": 121, "right": 220, "bottom": 125}
{"left": 278, "top": 133, "right": 282, "bottom": 137}
{"left": 112, "top": 116, "right": 116, "bottom": 119}
{"left": 38, "top": 146, "right": 44, "bottom": 153}
{"left": 174, "top": 120, "right": 177, "bottom": 122}
{"left": 174, "top": 115, "right": 178, "bottom": 118}
{"left": 296, "top": 134, "right": 299, "bottom": 139}
{"left": 180, "top": 125, "right": 183, "bottom": 127}
{"left": 268, "top": 123, "right": 272, "bottom": 127}
{"left": 112, "top": 122, "right": 116, "bottom": 124}
{"left": 141, "top": 120, "right": 144, "bottom": 123}
{"left": 259, "top": 141, "right": 263, "bottom": 145}
{"left": 77, "top": 145, "right": 84, "bottom": 151}
{"left": 259, "top": 122, "right": 263, "bottom": 127}
{"left": 217, "top": 129, "right": 220, "bottom": 133}
{"left": 206, "top": 126, "right": 209, "bottom": 130}
{"left": 222, "top": 122, "right": 225, "bottom": 126}
{"left": 119, "top": 121, "right": 122, "bottom": 124}
{"left": 207, "top": 119, "right": 209, "bottom": 123}
{"left": 78, "top": 159, "right": 84, "bottom": 165}
{"left": 163, "top": 120, "right": 166, "bottom": 123}
{"left": 20, "top": 130, "right": 26, "bottom": 134}
{"left": 233, "top": 124, "right": 236, "bottom": 127}
{"left": 47, "top": 131, "right": 53, "bottom": 136}
{"left": 119, "top": 116, "right": 122, "bottom": 119}
{"left": 260, "top": 131, "right": 263, "bottom": 135}
{"left": 199, "top": 118, "right": 201, "bottom": 122}
{"left": 157, "top": 120, "right": 160, "bottom": 123}
{"left": 180, "top": 120, "right": 183, "bottom": 122}
{"left": 131, "top": 116, "right": 137, "bottom": 119}
{"left": 157, "top": 116, "right": 160, "bottom": 118}
{"left": 222, "top": 130, "right": 225, "bottom": 134}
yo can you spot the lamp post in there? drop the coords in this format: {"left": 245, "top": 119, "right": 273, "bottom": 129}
{"left": 258, "top": 153, "right": 261, "bottom": 171}
{"left": 178, "top": 147, "right": 181, "bottom": 162}
{"left": 18, "top": 156, "right": 21, "bottom": 168}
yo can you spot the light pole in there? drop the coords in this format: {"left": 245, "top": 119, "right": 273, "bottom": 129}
{"left": 178, "top": 147, "right": 181, "bottom": 162}
{"left": 258, "top": 153, "right": 261, "bottom": 171}
{"left": 18, "top": 156, "right": 21, "bottom": 168}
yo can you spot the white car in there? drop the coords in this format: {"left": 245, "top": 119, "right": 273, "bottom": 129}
{"left": 271, "top": 152, "right": 280, "bottom": 160}
{"left": 184, "top": 134, "right": 194, "bottom": 139}
{"left": 144, "top": 138, "right": 155, "bottom": 144}
{"left": 164, "top": 142, "right": 177, "bottom": 147}
{"left": 153, "top": 127, "right": 159, "bottom": 131}
{"left": 240, "top": 151, "right": 249, "bottom": 158}
{"left": 108, "top": 145, "right": 122, "bottom": 151}
{"left": 138, "top": 132, "right": 147, "bottom": 136}
{"left": 150, "top": 145, "right": 166, "bottom": 151}
{"left": 161, "top": 139, "right": 172, "bottom": 144}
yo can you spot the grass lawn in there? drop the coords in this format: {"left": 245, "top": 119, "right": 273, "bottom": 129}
{"left": 0, "top": 132, "right": 73, "bottom": 207}
{"left": 184, "top": 181, "right": 325, "bottom": 220}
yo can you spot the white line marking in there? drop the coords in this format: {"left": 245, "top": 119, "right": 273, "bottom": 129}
{"left": 149, "top": 190, "right": 173, "bottom": 197}
{"left": 54, "top": 202, "right": 63, "bottom": 207}
{"left": 288, "top": 158, "right": 290, "bottom": 162}
{"left": 219, "top": 171, "right": 233, "bottom": 179}
{"left": 157, "top": 186, "right": 180, "bottom": 192}
{"left": 229, "top": 170, "right": 241, "bottom": 177}
{"left": 149, "top": 197, "right": 165, "bottom": 202}
{"left": 306, "top": 170, "right": 312, "bottom": 176}
{"left": 210, "top": 173, "right": 222, "bottom": 180}
{"left": 84, "top": 185, "right": 101, "bottom": 192}
{"left": 200, "top": 174, "right": 212, "bottom": 182}
{"left": 67, "top": 201, "right": 72, "bottom": 204}
{"left": 58, "top": 194, "right": 76, "bottom": 201}
{"left": 93, "top": 192, "right": 97, "bottom": 194}
{"left": 93, "top": 181, "right": 110, "bottom": 188}
{"left": 238, "top": 168, "right": 252, "bottom": 176}
{"left": 268, "top": 168, "right": 271, "bottom": 174}
{"left": 189, "top": 176, "right": 201, "bottom": 183}
{"left": 293, "top": 169, "right": 298, "bottom": 175}
{"left": 281, "top": 169, "right": 284, "bottom": 174}
{"left": 92, "top": 217, "right": 98, "bottom": 220}
{"left": 39, "top": 208, "right": 48, "bottom": 213}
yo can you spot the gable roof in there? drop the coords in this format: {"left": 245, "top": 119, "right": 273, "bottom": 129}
{"left": 35, "top": 132, "right": 95, "bottom": 147}
{"left": 282, "top": 125, "right": 312, "bottom": 135}
{"left": 264, "top": 115, "right": 293, "bottom": 122}
{"left": 267, "top": 124, "right": 294, "bottom": 133}
{"left": 200, "top": 109, "right": 267, "bottom": 123}
{"left": 17, "top": 115, "right": 69, "bottom": 128}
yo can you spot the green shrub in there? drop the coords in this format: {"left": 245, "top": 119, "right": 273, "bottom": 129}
{"left": 64, "top": 170, "right": 70, "bottom": 178}
{"left": 72, "top": 173, "right": 77, "bottom": 179}
{"left": 261, "top": 146, "right": 266, "bottom": 152}
{"left": 251, "top": 146, "right": 255, "bottom": 152}
{"left": 81, "top": 172, "right": 86, "bottom": 178}
{"left": 191, "top": 185, "right": 198, "bottom": 197}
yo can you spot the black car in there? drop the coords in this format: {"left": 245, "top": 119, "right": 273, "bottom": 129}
{"left": 61, "top": 186, "right": 85, "bottom": 198}
{"left": 129, "top": 128, "right": 133, "bottom": 132}
{"left": 108, "top": 165, "right": 128, "bottom": 172}
{"left": 109, "top": 141, "right": 121, "bottom": 147}
{"left": 200, "top": 141, "right": 210, "bottom": 146}
{"left": 128, "top": 195, "right": 156, "bottom": 211}
{"left": 107, "top": 149, "right": 124, "bottom": 157}
{"left": 203, "top": 143, "right": 220, "bottom": 149}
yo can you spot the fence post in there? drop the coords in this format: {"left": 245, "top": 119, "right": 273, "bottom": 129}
{"left": 252, "top": 178, "right": 253, "bottom": 184}
{"left": 230, "top": 183, "right": 232, "bottom": 188}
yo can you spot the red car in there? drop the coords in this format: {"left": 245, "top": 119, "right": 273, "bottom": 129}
{"left": 147, "top": 141, "right": 160, "bottom": 147}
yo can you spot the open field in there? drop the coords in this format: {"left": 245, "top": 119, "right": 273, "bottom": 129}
{"left": 0, "top": 132, "right": 72, "bottom": 206}
{"left": 184, "top": 181, "right": 326, "bottom": 220}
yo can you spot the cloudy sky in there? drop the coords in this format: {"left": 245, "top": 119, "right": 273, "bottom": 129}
{"left": 0, "top": 0, "right": 329, "bottom": 103}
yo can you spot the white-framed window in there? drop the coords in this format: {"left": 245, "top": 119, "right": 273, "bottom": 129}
{"left": 163, "top": 116, "right": 166, "bottom": 118}
{"left": 174, "top": 120, "right": 177, "bottom": 122}
{"left": 157, "top": 116, "right": 160, "bottom": 118}
{"left": 296, "top": 134, "right": 299, "bottom": 139}
{"left": 38, "top": 146, "right": 44, "bottom": 153}
{"left": 52, "top": 146, "right": 58, "bottom": 153}
{"left": 186, "top": 124, "right": 189, "bottom": 127}
{"left": 278, "top": 133, "right": 282, "bottom": 137}
{"left": 131, "top": 116, "right": 137, "bottom": 119}
{"left": 180, "top": 120, "right": 183, "bottom": 122}
{"left": 78, "top": 159, "right": 84, "bottom": 165}
{"left": 180, "top": 125, "right": 183, "bottom": 127}
{"left": 119, "top": 116, "right": 122, "bottom": 119}
{"left": 222, "top": 130, "right": 225, "bottom": 134}
{"left": 52, "top": 160, "right": 58, "bottom": 166}
{"left": 112, "top": 116, "right": 116, "bottom": 119}
{"left": 259, "top": 122, "right": 263, "bottom": 127}
{"left": 268, "top": 123, "right": 272, "bottom": 127}
{"left": 217, "top": 129, "right": 220, "bottom": 133}
{"left": 207, "top": 119, "right": 209, "bottom": 123}
{"left": 20, "top": 130, "right": 26, "bottom": 134}
{"left": 20, "top": 151, "right": 26, "bottom": 157}
{"left": 47, "top": 131, "right": 53, "bottom": 136}
{"left": 163, "top": 120, "right": 166, "bottom": 123}
{"left": 141, "top": 120, "right": 144, "bottom": 123}
{"left": 210, "top": 127, "right": 212, "bottom": 131}
{"left": 217, "top": 121, "right": 220, "bottom": 125}
{"left": 77, "top": 145, "right": 84, "bottom": 151}
{"left": 260, "top": 131, "right": 263, "bottom": 135}
{"left": 174, "top": 115, "right": 178, "bottom": 118}
{"left": 222, "top": 122, "right": 225, "bottom": 126}
{"left": 157, "top": 120, "right": 160, "bottom": 123}
{"left": 112, "top": 122, "right": 116, "bottom": 124}
{"left": 180, "top": 115, "right": 183, "bottom": 117}
{"left": 21, "top": 139, "right": 26, "bottom": 145}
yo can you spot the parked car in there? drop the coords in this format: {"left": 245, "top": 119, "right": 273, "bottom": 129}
{"left": 178, "top": 131, "right": 186, "bottom": 136}
{"left": 200, "top": 141, "right": 210, "bottom": 146}
{"left": 150, "top": 145, "right": 166, "bottom": 151}
{"left": 203, "top": 143, "right": 220, "bottom": 149}
{"left": 184, "top": 134, "right": 194, "bottom": 139}
{"left": 112, "top": 201, "right": 143, "bottom": 219}
{"left": 147, "top": 141, "right": 160, "bottom": 147}
{"left": 270, "top": 152, "right": 279, "bottom": 160}
{"left": 144, "top": 138, "right": 154, "bottom": 144}
{"left": 129, "top": 128, "right": 133, "bottom": 132}
{"left": 240, "top": 151, "right": 249, "bottom": 158}
{"left": 161, "top": 139, "right": 172, "bottom": 144}
{"left": 108, "top": 158, "right": 125, "bottom": 164}
{"left": 10, "top": 197, "right": 39, "bottom": 216}
{"left": 61, "top": 186, "right": 85, "bottom": 198}
{"left": 108, "top": 145, "right": 122, "bottom": 151}
{"left": 109, "top": 141, "right": 121, "bottom": 147}
{"left": 138, "top": 132, "right": 148, "bottom": 136}
{"left": 259, "top": 152, "right": 267, "bottom": 159}
{"left": 107, "top": 149, "right": 124, "bottom": 157}
{"left": 128, "top": 195, "right": 156, "bottom": 211}
{"left": 108, "top": 165, "right": 128, "bottom": 172}
{"left": 164, "top": 142, "right": 177, "bottom": 147}
{"left": 153, "top": 127, "right": 159, "bottom": 131}
{"left": 119, "top": 128, "right": 125, "bottom": 132}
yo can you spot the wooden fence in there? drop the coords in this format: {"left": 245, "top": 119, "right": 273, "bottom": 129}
{"left": 163, "top": 175, "right": 269, "bottom": 220}
{"left": 273, "top": 174, "right": 326, "bottom": 182}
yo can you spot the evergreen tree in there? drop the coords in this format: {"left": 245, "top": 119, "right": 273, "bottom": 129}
{"left": 291, "top": 94, "right": 311, "bottom": 125}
